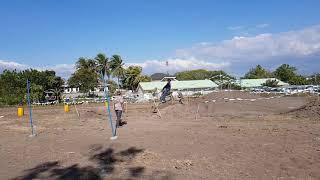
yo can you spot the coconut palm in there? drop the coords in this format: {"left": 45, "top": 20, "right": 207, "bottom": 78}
{"left": 76, "top": 57, "right": 96, "bottom": 71}
{"left": 110, "top": 55, "right": 125, "bottom": 89}
{"left": 95, "top": 53, "right": 110, "bottom": 80}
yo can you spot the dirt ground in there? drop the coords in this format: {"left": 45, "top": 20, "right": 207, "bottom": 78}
{"left": 0, "top": 91, "right": 320, "bottom": 180}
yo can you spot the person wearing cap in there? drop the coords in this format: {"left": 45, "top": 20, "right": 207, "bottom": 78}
{"left": 114, "top": 91, "right": 125, "bottom": 127}
{"left": 160, "top": 79, "right": 171, "bottom": 103}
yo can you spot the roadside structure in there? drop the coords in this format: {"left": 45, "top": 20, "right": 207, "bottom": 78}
{"left": 237, "top": 78, "right": 288, "bottom": 88}
{"left": 137, "top": 79, "right": 218, "bottom": 100}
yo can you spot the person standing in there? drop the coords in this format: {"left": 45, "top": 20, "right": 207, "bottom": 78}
{"left": 160, "top": 79, "right": 171, "bottom": 103}
{"left": 114, "top": 91, "right": 125, "bottom": 127}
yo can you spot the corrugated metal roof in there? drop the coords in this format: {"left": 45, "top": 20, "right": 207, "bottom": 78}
{"left": 139, "top": 79, "right": 218, "bottom": 91}
{"left": 237, "top": 78, "right": 289, "bottom": 88}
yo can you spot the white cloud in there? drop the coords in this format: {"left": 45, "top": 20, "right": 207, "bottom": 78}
{"left": 2, "top": 25, "right": 319, "bottom": 77}
{"left": 0, "top": 60, "right": 75, "bottom": 79}
{"left": 176, "top": 25, "right": 320, "bottom": 62}
{"left": 1, "top": 58, "right": 228, "bottom": 77}
{"left": 38, "top": 64, "right": 75, "bottom": 79}
{"left": 0, "top": 60, "right": 28, "bottom": 70}
{"left": 127, "top": 58, "right": 230, "bottom": 74}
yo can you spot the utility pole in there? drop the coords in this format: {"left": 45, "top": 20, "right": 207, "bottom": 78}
{"left": 166, "top": 61, "right": 169, "bottom": 76}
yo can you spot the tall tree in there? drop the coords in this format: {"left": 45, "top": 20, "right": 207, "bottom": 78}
{"left": 308, "top": 73, "right": 320, "bottom": 85}
{"left": 76, "top": 57, "right": 96, "bottom": 71}
{"left": 94, "top": 53, "right": 110, "bottom": 79}
{"left": 122, "top": 66, "right": 151, "bottom": 90}
{"left": 288, "top": 75, "right": 308, "bottom": 85}
{"left": 175, "top": 69, "right": 233, "bottom": 81}
{"left": 110, "top": 55, "right": 125, "bottom": 88}
{"left": 243, "top": 65, "right": 273, "bottom": 79}
{"left": 274, "top": 64, "right": 297, "bottom": 82}
{"left": 0, "top": 70, "right": 25, "bottom": 105}
{"left": 68, "top": 58, "right": 98, "bottom": 94}
{"left": 0, "top": 69, "right": 63, "bottom": 105}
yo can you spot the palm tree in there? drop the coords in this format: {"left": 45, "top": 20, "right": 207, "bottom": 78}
{"left": 76, "top": 57, "right": 96, "bottom": 72}
{"left": 52, "top": 88, "right": 63, "bottom": 102}
{"left": 76, "top": 57, "right": 88, "bottom": 69}
{"left": 95, "top": 53, "right": 110, "bottom": 80}
{"left": 110, "top": 55, "right": 125, "bottom": 89}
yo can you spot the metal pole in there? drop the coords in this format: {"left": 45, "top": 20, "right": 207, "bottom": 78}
{"left": 27, "top": 79, "right": 35, "bottom": 136}
{"left": 102, "top": 73, "right": 116, "bottom": 138}
{"left": 220, "top": 72, "right": 222, "bottom": 91}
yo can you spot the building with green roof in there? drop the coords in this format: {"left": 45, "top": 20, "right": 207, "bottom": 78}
{"left": 137, "top": 79, "right": 218, "bottom": 95}
{"left": 237, "top": 78, "right": 289, "bottom": 88}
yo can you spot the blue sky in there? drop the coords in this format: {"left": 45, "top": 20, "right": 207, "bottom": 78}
{"left": 0, "top": 0, "right": 320, "bottom": 78}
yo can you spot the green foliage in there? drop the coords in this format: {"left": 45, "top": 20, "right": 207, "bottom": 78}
{"left": 175, "top": 69, "right": 233, "bottom": 81}
{"left": 138, "top": 75, "right": 152, "bottom": 82}
{"left": 274, "top": 64, "right": 297, "bottom": 82}
{"left": 30, "top": 84, "right": 44, "bottom": 102}
{"left": 95, "top": 53, "right": 110, "bottom": 79}
{"left": 122, "top": 66, "right": 151, "bottom": 90}
{"left": 175, "top": 69, "right": 209, "bottom": 80}
{"left": 244, "top": 65, "right": 273, "bottom": 79}
{"left": 110, "top": 55, "right": 125, "bottom": 88}
{"left": 68, "top": 58, "right": 98, "bottom": 93}
{"left": 0, "top": 69, "right": 64, "bottom": 105}
{"left": 288, "top": 75, "right": 308, "bottom": 85}
{"left": 150, "top": 73, "right": 168, "bottom": 80}
{"left": 221, "top": 83, "right": 242, "bottom": 90}
{"left": 262, "top": 79, "right": 279, "bottom": 87}
{"left": 0, "top": 70, "right": 25, "bottom": 105}
{"left": 273, "top": 64, "right": 309, "bottom": 85}
{"left": 307, "top": 73, "right": 320, "bottom": 85}
{"left": 107, "top": 80, "right": 118, "bottom": 95}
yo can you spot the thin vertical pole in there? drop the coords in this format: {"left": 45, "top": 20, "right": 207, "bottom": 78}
{"left": 102, "top": 73, "right": 116, "bottom": 137}
{"left": 74, "top": 101, "right": 80, "bottom": 118}
{"left": 220, "top": 72, "right": 222, "bottom": 91}
{"left": 195, "top": 103, "right": 200, "bottom": 120}
{"left": 27, "top": 79, "right": 35, "bottom": 136}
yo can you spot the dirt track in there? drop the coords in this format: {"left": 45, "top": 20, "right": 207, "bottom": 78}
{"left": 0, "top": 91, "right": 320, "bottom": 179}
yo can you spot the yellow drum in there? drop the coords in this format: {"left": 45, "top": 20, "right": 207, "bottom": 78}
{"left": 64, "top": 104, "right": 70, "bottom": 112}
{"left": 18, "top": 107, "right": 24, "bottom": 117}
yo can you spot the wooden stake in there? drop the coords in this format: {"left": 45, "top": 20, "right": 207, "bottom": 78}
{"left": 195, "top": 103, "right": 200, "bottom": 120}
{"left": 153, "top": 99, "right": 162, "bottom": 118}
{"left": 74, "top": 104, "right": 80, "bottom": 118}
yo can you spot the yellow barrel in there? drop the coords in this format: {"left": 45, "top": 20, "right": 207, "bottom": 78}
{"left": 64, "top": 104, "right": 70, "bottom": 112}
{"left": 18, "top": 107, "right": 24, "bottom": 117}
{"left": 105, "top": 101, "right": 108, "bottom": 107}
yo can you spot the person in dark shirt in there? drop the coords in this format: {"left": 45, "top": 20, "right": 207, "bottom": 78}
{"left": 160, "top": 79, "right": 171, "bottom": 103}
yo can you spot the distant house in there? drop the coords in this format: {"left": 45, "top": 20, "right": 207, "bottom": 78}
{"left": 237, "top": 78, "right": 288, "bottom": 88}
{"left": 62, "top": 83, "right": 80, "bottom": 94}
{"left": 62, "top": 83, "right": 105, "bottom": 98}
{"left": 159, "top": 77, "right": 178, "bottom": 82}
{"left": 137, "top": 79, "right": 218, "bottom": 96}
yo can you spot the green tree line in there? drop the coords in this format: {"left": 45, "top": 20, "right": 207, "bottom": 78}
{"left": 1, "top": 54, "right": 319, "bottom": 106}
{"left": 243, "top": 64, "right": 319, "bottom": 85}
{"left": 67, "top": 53, "right": 151, "bottom": 94}
{"left": 0, "top": 69, "right": 63, "bottom": 105}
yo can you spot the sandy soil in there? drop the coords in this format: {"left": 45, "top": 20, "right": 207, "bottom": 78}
{"left": 0, "top": 91, "right": 320, "bottom": 180}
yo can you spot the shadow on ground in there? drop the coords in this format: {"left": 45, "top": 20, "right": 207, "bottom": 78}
{"left": 12, "top": 146, "right": 172, "bottom": 180}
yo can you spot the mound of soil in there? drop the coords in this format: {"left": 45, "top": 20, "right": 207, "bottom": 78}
{"left": 199, "top": 91, "right": 262, "bottom": 101}
{"left": 287, "top": 98, "right": 320, "bottom": 120}
{"left": 160, "top": 91, "right": 308, "bottom": 119}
